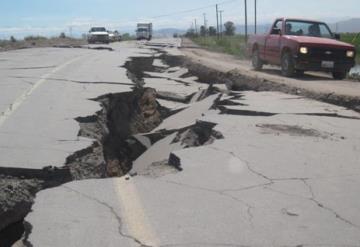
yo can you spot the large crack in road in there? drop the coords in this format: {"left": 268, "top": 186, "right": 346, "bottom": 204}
{"left": 2, "top": 42, "right": 359, "bottom": 247}
{"left": 0, "top": 48, "right": 223, "bottom": 246}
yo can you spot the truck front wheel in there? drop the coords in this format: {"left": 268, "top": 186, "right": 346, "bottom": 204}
{"left": 252, "top": 49, "right": 263, "bottom": 71}
{"left": 281, "top": 52, "right": 295, "bottom": 77}
{"left": 332, "top": 71, "right": 347, "bottom": 80}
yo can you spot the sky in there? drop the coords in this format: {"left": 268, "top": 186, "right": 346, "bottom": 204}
{"left": 0, "top": 0, "right": 359, "bottom": 38}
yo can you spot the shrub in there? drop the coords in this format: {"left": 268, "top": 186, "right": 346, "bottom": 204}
{"left": 24, "top": 35, "right": 47, "bottom": 41}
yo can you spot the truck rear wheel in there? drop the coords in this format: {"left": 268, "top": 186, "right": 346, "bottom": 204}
{"left": 252, "top": 49, "right": 263, "bottom": 71}
{"left": 332, "top": 71, "right": 347, "bottom": 80}
{"left": 281, "top": 52, "right": 295, "bottom": 77}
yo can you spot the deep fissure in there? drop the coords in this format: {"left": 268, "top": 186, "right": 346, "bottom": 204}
{"left": 0, "top": 51, "right": 221, "bottom": 246}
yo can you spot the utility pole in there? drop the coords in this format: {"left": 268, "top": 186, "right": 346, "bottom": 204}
{"left": 216, "top": 4, "right": 219, "bottom": 38}
{"left": 254, "top": 0, "right": 257, "bottom": 34}
{"left": 69, "top": 26, "right": 73, "bottom": 38}
{"left": 195, "top": 19, "right": 198, "bottom": 35}
{"left": 219, "top": 10, "right": 224, "bottom": 36}
{"left": 244, "top": 0, "right": 248, "bottom": 41}
{"left": 203, "top": 13, "right": 207, "bottom": 36}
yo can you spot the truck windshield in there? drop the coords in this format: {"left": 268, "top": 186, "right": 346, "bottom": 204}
{"left": 137, "top": 28, "right": 148, "bottom": 32}
{"left": 90, "top": 27, "right": 106, "bottom": 32}
{"left": 284, "top": 20, "right": 333, "bottom": 38}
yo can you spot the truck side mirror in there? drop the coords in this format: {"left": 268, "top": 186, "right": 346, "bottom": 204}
{"left": 334, "top": 33, "right": 341, "bottom": 40}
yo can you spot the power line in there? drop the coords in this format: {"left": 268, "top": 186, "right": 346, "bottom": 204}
{"left": 151, "top": 0, "right": 238, "bottom": 19}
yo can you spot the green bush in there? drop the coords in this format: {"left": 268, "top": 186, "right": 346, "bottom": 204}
{"left": 24, "top": 35, "right": 48, "bottom": 41}
{"left": 191, "top": 35, "right": 246, "bottom": 58}
{"left": 121, "top": 33, "right": 135, "bottom": 41}
{"left": 340, "top": 33, "right": 360, "bottom": 63}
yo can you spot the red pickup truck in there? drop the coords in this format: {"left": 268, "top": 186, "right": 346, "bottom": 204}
{"left": 247, "top": 18, "right": 356, "bottom": 79}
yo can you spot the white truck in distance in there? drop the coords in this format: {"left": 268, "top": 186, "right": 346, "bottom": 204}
{"left": 136, "top": 23, "right": 153, "bottom": 41}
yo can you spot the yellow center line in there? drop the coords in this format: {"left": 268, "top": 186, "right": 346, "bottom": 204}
{"left": 0, "top": 55, "right": 85, "bottom": 128}
{"left": 114, "top": 178, "right": 159, "bottom": 246}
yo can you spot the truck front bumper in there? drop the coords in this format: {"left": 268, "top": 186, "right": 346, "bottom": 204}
{"left": 88, "top": 35, "right": 110, "bottom": 43}
{"left": 294, "top": 55, "right": 355, "bottom": 72}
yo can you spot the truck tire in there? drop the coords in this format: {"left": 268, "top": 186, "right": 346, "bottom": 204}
{"left": 332, "top": 71, "right": 347, "bottom": 80}
{"left": 252, "top": 49, "right": 263, "bottom": 71}
{"left": 281, "top": 52, "right": 295, "bottom": 77}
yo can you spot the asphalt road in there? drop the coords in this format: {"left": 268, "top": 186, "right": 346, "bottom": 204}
{"left": 1, "top": 39, "right": 360, "bottom": 247}
{"left": 0, "top": 43, "right": 139, "bottom": 168}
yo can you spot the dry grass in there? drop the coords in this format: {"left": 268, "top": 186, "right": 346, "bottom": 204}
{"left": 0, "top": 36, "right": 87, "bottom": 52}
{"left": 191, "top": 35, "right": 246, "bottom": 58}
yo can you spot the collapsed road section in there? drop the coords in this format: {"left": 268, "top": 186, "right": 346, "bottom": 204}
{"left": 0, "top": 45, "right": 224, "bottom": 246}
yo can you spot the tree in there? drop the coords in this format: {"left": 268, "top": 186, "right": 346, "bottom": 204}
{"left": 209, "top": 26, "right": 217, "bottom": 36}
{"left": 59, "top": 32, "right": 66, "bottom": 38}
{"left": 10, "top": 36, "right": 16, "bottom": 42}
{"left": 224, "top": 21, "right": 236, "bottom": 36}
{"left": 185, "top": 28, "right": 196, "bottom": 38}
{"left": 200, "top": 25, "right": 208, "bottom": 36}
{"left": 122, "top": 33, "right": 132, "bottom": 40}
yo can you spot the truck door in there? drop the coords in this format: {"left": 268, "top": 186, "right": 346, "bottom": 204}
{"left": 265, "top": 20, "right": 283, "bottom": 64}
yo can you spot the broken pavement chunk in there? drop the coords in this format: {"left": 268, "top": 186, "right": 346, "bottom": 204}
{"left": 168, "top": 152, "right": 182, "bottom": 170}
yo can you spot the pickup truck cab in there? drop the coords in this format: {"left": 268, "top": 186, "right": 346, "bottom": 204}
{"left": 247, "top": 18, "right": 356, "bottom": 79}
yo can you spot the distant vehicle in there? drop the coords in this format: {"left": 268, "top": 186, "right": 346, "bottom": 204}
{"left": 247, "top": 18, "right": 356, "bottom": 80}
{"left": 88, "top": 27, "right": 110, "bottom": 44}
{"left": 136, "top": 23, "right": 153, "bottom": 41}
{"left": 113, "top": 31, "right": 122, "bottom": 42}
{"left": 108, "top": 31, "right": 115, "bottom": 42}
{"left": 107, "top": 31, "right": 122, "bottom": 42}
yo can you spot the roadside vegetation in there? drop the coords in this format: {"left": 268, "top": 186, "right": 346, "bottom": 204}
{"left": 121, "top": 33, "right": 136, "bottom": 41}
{"left": 192, "top": 35, "right": 246, "bottom": 58}
{"left": 186, "top": 21, "right": 247, "bottom": 59}
{"left": 0, "top": 34, "right": 87, "bottom": 52}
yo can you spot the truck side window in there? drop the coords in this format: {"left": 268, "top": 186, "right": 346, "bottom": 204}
{"left": 271, "top": 20, "right": 283, "bottom": 35}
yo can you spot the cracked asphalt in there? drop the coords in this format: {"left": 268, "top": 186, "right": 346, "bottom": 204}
{"left": 1, "top": 38, "right": 360, "bottom": 247}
